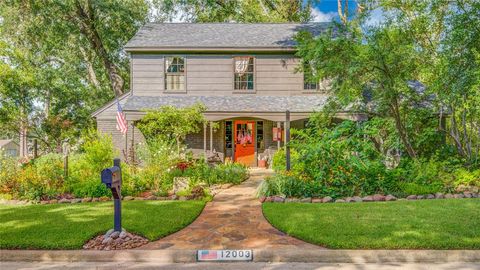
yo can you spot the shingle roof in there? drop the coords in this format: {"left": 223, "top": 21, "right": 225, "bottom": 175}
{"left": 123, "top": 95, "right": 327, "bottom": 113}
{"left": 125, "top": 23, "right": 329, "bottom": 51}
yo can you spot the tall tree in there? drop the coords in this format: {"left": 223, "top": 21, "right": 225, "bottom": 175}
{"left": 159, "top": 0, "right": 315, "bottom": 23}
{"left": 0, "top": 0, "right": 150, "bottom": 152}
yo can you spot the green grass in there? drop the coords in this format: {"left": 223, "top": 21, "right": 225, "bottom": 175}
{"left": 0, "top": 200, "right": 205, "bottom": 249}
{"left": 263, "top": 199, "right": 480, "bottom": 249}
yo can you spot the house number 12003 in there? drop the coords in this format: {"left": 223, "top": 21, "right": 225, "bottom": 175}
{"left": 197, "top": 249, "right": 253, "bottom": 261}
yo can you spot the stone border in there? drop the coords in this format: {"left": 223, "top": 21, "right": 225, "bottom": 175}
{"left": 260, "top": 191, "right": 480, "bottom": 204}
{"left": 0, "top": 183, "right": 237, "bottom": 206}
{"left": 1, "top": 249, "right": 479, "bottom": 263}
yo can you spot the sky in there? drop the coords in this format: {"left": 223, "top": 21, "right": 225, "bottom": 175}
{"left": 311, "top": 0, "right": 358, "bottom": 22}
{"left": 311, "top": 0, "right": 384, "bottom": 25}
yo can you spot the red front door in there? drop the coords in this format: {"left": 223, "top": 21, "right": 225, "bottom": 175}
{"left": 234, "top": 121, "right": 255, "bottom": 166}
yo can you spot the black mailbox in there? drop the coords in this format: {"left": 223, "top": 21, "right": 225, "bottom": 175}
{"left": 101, "top": 158, "right": 122, "bottom": 232}
{"left": 101, "top": 166, "right": 121, "bottom": 186}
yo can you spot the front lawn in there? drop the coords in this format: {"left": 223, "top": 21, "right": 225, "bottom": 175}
{"left": 263, "top": 199, "right": 480, "bottom": 249}
{"left": 0, "top": 200, "right": 205, "bottom": 249}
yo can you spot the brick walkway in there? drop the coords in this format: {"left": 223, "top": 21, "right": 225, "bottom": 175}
{"left": 141, "top": 169, "right": 321, "bottom": 250}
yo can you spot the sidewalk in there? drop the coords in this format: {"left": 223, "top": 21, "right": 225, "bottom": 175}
{"left": 1, "top": 249, "right": 479, "bottom": 263}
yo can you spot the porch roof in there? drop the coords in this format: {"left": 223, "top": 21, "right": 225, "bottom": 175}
{"left": 122, "top": 95, "right": 328, "bottom": 113}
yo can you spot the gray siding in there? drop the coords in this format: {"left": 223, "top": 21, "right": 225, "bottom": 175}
{"left": 131, "top": 54, "right": 315, "bottom": 96}
{"left": 96, "top": 119, "right": 145, "bottom": 160}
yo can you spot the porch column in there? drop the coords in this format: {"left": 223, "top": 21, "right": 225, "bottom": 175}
{"left": 276, "top": 121, "right": 281, "bottom": 149}
{"left": 203, "top": 122, "right": 207, "bottom": 160}
{"left": 209, "top": 121, "right": 213, "bottom": 151}
{"left": 285, "top": 110, "right": 291, "bottom": 171}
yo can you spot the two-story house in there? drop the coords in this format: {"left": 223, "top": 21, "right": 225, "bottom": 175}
{"left": 93, "top": 23, "right": 337, "bottom": 166}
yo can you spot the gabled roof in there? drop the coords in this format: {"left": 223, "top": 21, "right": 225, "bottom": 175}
{"left": 122, "top": 95, "right": 328, "bottom": 113}
{"left": 0, "top": 139, "right": 15, "bottom": 147}
{"left": 91, "top": 91, "right": 132, "bottom": 118}
{"left": 125, "top": 23, "right": 329, "bottom": 52}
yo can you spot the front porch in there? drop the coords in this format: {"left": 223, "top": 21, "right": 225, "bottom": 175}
{"left": 185, "top": 117, "right": 308, "bottom": 167}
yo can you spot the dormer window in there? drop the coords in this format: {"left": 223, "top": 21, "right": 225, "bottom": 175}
{"left": 234, "top": 57, "right": 254, "bottom": 90}
{"left": 165, "top": 56, "right": 185, "bottom": 91}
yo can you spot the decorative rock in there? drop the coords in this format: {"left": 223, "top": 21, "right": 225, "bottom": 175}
{"left": 99, "top": 197, "right": 110, "bottom": 202}
{"left": 445, "top": 193, "right": 454, "bottom": 199}
{"left": 40, "top": 201, "right": 49, "bottom": 205}
{"left": 472, "top": 193, "right": 479, "bottom": 198}
{"left": 311, "top": 198, "right": 322, "bottom": 203}
{"left": 91, "top": 198, "right": 99, "bottom": 202}
{"left": 435, "top": 193, "right": 444, "bottom": 199}
{"left": 454, "top": 193, "right": 465, "bottom": 199}
{"left": 273, "top": 196, "right": 285, "bottom": 203}
{"left": 335, "top": 199, "right": 346, "bottom": 203}
{"left": 169, "top": 195, "right": 177, "bottom": 200}
{"left": 264, "top": 196, "right": 274, "bottom": 202}
{"left": 300, "top": 197, "right": 312, "bottom": 203}
{"left": 322, "top": 196, "right": 333, "bottom": 203}
{"left": 362, "top": 196, "right": 374, "bottom": 202}
{"left": 173, "top": 177, "right": 190, "bottom": 194}
{"left": 463, "top": 192, "right": 473, "bottom": 198}
{"left": 179, "top": 196, "right": 188, "bottom": 201}
{"left": 373, "top": 194, "right": 386, "bottom": 201}
{"left": 71, "top": 198, "right": 82, "bottom": 204}
{"left": 102, "top": 237, "right": 113, "bottom": 245}
{"left": 119, "top": 231, "right": 127, "bottom": 239}
{"left": 59, "top": 198, "right": 70, "bottom": 204}
{"left": 406, "top": 195, "right": 417, "bottom": 200}
{"left": 123, "top": 196, "right": 134, "bottom": 201}
{"left": 82, "top": 197, "right": 92, "bottom": 203}
{"left": 344, "top": 197, "right": 353, "bottom": 203}
{"left": 426, "top": 194, "right": 435, "bottom": 200}
{"left": 285, "top": 198, "right": 301, "bottom": 203}
{"left": 146, "top": 195, "right": 157, "bottom": 200}
{"left": 49, "top": 199, "right": 58, "bottom": 204}
{"left": 110, "top": 231, "right": 120, "bottom": 239}
{"left": 104, "top": 229, "right": 114, "bottom": 238}
{"left": 259, "top": 197, "right": 266, "bottom": 203}
{"left": 352, "top": 196, "right": 363, "bottom": 202}
{"left": 385, "top": 195, "right": 397, "bottom": 201}
{"left": 157, "top": 197, "right": 168, "bottom": 200}
{"left": 416, "top": 195, "right": 425, "bottom": 200}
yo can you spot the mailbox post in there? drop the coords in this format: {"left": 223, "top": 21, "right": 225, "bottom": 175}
{"left": 101, "top": 158, "right": 122, "bottom": 232}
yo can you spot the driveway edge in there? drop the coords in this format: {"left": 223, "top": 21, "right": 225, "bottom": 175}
{"left": 1, "top": 249, "right": 479, "bottom": 263}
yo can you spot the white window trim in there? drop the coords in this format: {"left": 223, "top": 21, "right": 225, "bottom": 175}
{"left": 164, "top": 55, "right": 187, "bottom": 93}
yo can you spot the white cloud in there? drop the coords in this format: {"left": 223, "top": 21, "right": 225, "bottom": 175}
{"left": 311, "top": 7, "right": 337, "bottom": 22}
{"left": 365, "top": 8, "right": 384, "bottom": 26}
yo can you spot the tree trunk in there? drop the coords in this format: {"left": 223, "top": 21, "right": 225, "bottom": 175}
{"left": 75, "top": 0, "right": 124, "bottom": 97}
{"left": 390, "top": 101, "right": 417, "bottom": 159}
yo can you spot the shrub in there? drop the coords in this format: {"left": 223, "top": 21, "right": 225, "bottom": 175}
{"left": 0, "top": 154, "right": 20, "bottom": 196}
{"left": 66, "top": 133, "right": 117, "bottom": 198}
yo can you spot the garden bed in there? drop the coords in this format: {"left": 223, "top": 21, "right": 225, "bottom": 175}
{"left": 0, "top": 200, "right": 205, "bottom": 249}
{"left": 263, "top": 199, "right": 480, "bottom": 249}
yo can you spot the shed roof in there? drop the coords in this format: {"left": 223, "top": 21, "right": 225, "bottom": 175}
{"left": 125, "top": 23, "right": 329, "bottom": 51}
{"left": 122, "top": 95, "right": 328, "bottom": 113}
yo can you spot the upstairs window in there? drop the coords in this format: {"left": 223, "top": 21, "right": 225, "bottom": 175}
{"left": 234, "top": 57, "right": 254, "bottom": 90}
{"left": 165, "top": 56, "right": 185, "bottom": 91}
{"left": 303, "top": 62, "right": 318, "bottom": 91}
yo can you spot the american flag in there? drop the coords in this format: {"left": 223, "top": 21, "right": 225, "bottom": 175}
{"left": 199, "top": 250, "right": 218, "bottom": 260}
{"left": 116, "top": 99, "right": 128, "bottom": 135}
